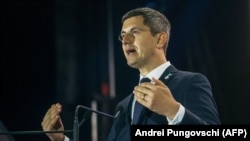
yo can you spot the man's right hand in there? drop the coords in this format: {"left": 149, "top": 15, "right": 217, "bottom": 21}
{"left": 41, "top": 103, "right": 65, "bottom": 141}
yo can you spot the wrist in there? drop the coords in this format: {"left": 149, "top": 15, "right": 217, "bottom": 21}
{"left": 166, "top": 102, "right": 180, "bottom": 120}
{"left": 50, "top": 134, "right": 65, "bottom": 141}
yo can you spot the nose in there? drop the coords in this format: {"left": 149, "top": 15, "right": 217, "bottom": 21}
{"left": 122, "top": 33, "right": 135, "bottom": 44}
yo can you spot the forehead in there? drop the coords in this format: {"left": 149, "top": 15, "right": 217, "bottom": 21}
{"left": 122, "top": 16, "right": 148, "bottom": 31}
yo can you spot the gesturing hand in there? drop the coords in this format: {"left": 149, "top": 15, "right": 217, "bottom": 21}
{"left": 41, "top": 103, "right": 65, "bottom": 141}
{"left": 133, "top": 77, "right": 180, "bottom": 119}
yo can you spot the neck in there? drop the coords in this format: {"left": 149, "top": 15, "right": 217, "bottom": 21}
{"left": 139, "top": 60, "right": 167, "bottom": 76}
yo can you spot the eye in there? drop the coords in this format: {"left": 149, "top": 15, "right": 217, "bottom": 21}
{"left": 131, "top": 29, "right": 140, "bottom": 35}
{"left": 120, "top": 33, "right": 125, "bottom": 39}
{"left": 118, "top": 33, "right": 125, "bottom": 41}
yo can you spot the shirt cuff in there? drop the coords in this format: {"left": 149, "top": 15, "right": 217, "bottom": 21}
{"left": 167, "top": 104, "right": 185, "bottom": 125}
{"left": 64, "top": 136, "right": 70, "bottom": 141}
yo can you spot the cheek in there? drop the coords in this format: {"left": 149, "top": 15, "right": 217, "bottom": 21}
{"left": 122, "top": 47, "right": 126, "bottom": 55}
{"left": 134, "top": 35, "right": 157, "bottom": 54}
{"left": 137, "top": 39, "right": 156, "bottom": 51}
{"left": 138, "top": 36, "right": 156, "bottom": 46}
{"left": 122, "top": 46, "right": 129, "bottom": 57}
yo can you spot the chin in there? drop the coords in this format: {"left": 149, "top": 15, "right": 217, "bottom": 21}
{"left": 127, "top": 62, "right": 139, "bottom": 69}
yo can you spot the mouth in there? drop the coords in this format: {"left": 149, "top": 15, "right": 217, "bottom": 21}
{"left": 126, "top": 48, "right": 136, "bottom": 55}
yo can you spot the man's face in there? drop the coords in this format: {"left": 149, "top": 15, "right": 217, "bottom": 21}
{"left": 120, "top": 16, "right": 159, "bottom": 69}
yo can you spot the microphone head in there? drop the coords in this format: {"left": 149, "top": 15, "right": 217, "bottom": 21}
{"left": 114, "top": 106, "right": 123, "bottom": 118}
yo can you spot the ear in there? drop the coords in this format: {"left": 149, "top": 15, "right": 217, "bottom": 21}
{"left": 156, "top": 32, "right": 168, "bottom": 48}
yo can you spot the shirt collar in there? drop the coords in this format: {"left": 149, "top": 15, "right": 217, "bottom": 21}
{"left": 139, "top": 61, "right": 171, "bottom": 81}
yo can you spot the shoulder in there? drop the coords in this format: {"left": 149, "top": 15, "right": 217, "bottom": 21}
{"left": 177, "top": 70, "right": 209, "bottom": 82}
{"left": 169, "top": 65, "right": 209, "bottom": 81}
{"left": 166, "top": 65, "right": 211, "bottom": 85}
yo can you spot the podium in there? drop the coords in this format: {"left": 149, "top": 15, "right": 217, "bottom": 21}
{"left": 0, "top": 104, "right": 119, "bottom": 141}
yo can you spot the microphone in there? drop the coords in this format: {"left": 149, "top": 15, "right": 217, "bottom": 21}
{"left": 73, "top": 105, "right": 123, "bottom": 141}
{"left": 113, "top": 106, "right": 123, "bottom": 118}
{"left": 0, "top": 105, "right": 123, "bottom": 141}
{"left": 76, "top": 105, "right": 123, "bottom": 119}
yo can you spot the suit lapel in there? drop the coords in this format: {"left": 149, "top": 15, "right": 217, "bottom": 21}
{"left": 159, "top": 65, "right": 177, "bottom": 84}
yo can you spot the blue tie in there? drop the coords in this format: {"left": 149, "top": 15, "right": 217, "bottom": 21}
{"left": 133, "top": 77, "right": 151, "bottom": 124}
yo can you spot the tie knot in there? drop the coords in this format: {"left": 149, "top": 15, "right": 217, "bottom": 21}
{"left": 140, "top": 77, "right": 151, "bottom": 83}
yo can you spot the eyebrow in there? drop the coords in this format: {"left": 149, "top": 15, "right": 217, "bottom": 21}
{"left": 120, "top": 27, "right": 144, "bottom": 34}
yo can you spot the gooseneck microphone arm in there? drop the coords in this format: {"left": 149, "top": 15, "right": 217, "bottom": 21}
{"left": 73, "top": 105, "right": 80, "bottom": 141}
{"left": 79, "top": 111, "right": 91, "bottom": 127}
{"left": 73, "top": 105, "right": 122, "bottom": 141}
{"left": 76, "top": 105, "right": 117, "bottom": 119}
{"left": 73, "top": 105, "right": 115, "bottom": 141}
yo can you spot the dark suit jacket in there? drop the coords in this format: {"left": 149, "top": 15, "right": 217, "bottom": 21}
{"left": 107, "top": 65, "right": 220, "bottom": 141}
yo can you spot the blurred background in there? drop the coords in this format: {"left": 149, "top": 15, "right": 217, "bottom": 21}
{"left": 1, "top": 0, "right": 250, "bottom": 141}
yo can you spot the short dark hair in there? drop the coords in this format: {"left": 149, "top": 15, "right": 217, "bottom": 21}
{"left": 121, "top": 7, "right": 171, "bottom": 52}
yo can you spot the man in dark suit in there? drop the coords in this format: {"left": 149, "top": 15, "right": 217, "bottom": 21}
{"left": 41, "top": 7, "right": 220, "bottom": 141}
{"left": 107, "top": 7, "right": 220, "bottom": 141}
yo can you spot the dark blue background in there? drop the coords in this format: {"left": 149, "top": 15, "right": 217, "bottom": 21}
{"left": 1, "top": 0, "right": 250, "bottom": 141}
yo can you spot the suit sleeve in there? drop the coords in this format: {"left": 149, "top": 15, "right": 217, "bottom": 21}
{"left": 179, "top": 73, "right": 220, "bottom": 125}
{"left": 107, "top": 106, "right": 131, "bottom": 141}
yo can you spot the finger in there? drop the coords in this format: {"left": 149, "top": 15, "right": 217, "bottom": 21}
{"left": 138, "top": 80, "right": 157, "bottom": 90}
{"left": 152, "top": 77, "right": 167, "bottom": 87}
{"left": 133, "top": 89, "right": 148, "bottom": 104}
{"left": 41, "top": 104, "right": 62, "bottom": 130}
{"left": 46, "top": 104, "right": 62, "bottom": 120}
{"left": 55, "top": 103, "right": 62, "bottom": 109}
{"left": 42, "top": 114, "right": 60, "bottom": 131}
{"left": 133, "top": 89, "right": 142, "bottom": 99}
{"left": 142, "top": 94, "right": 147, "bottom": 101}
{"left": 42, "top": 111, "right": 56, "bottom": 130}
{"left": 134, "top": 94, "right": 146, "bottom": 104}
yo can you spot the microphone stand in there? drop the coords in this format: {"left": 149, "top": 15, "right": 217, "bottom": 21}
{"left": 0, "top": 106, "right": 83, "bottom": 141}
{"left": 0, "top": 105, "right": 120, "bottom": 141}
